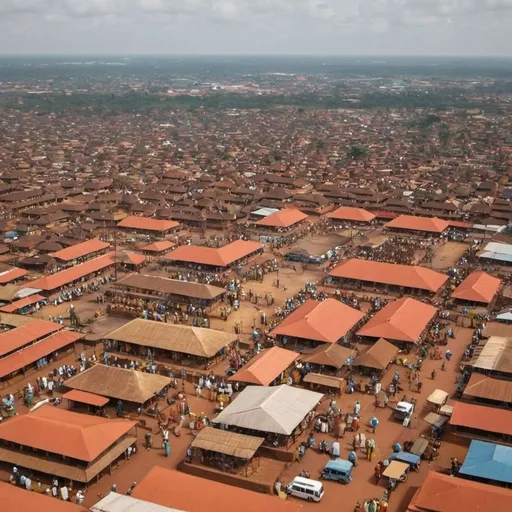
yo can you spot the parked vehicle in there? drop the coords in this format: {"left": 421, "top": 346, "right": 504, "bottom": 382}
{"left": 388, "top": 451, "right": 421, "bottom": 471}
{"left": 394, "top": 400, "right": 415, "bottom": 422}
{"left": 321, "top": 459, "right": 353, "bottom": 484}
{"left": 287, "top": 476, "right": 325, "bottom": 502}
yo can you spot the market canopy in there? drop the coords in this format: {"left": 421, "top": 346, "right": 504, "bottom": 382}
{"left": 62, "top": 389, "right": 109, "bottom": 408}
{"left": 64, "top": 364, "right": 170, "bottom": 404}
{"left": 459, "top": 440, "right": 512, "bottom": 484}
{"left": 212, "top": 385, "right": 323, "bottom": 436}
{"left": 352, "top": 338, "right": 398, "bottom": 370}
{"left": 191, "top": 427, "right": 264, "bottom": 459}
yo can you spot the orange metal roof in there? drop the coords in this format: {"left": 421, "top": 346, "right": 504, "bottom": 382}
{"left": 451, "top": 271, "right": 501, "bottom": 304}
{"left": 118, "top": 215, "right": 180, "bottom": 232}
{"left": 271, "top": 298, "right": 365, "bottom": 343}
{"left": 165, "top": 240, "right": 263, "bottom": 267}
{"left": 407, "top": 471, "right": 512, "bottom": 512}
{"left": 0, "top": 267, "right": 28, "bottom": 284}
{"left": 62, "top": 389, "right": 109, "bottom": 407}
{"left": 229, "top": 346, "right": 299, "bottom": 386}
{"left": 255, "top": 208, "right": 308, "bottom": 228}
{"left": 448, "top": 220, "right": 472, "bottom": 229}
{"left": 327, "top": 206, "right": 376, "bottom": 222}
{"left": 385, "top": 215, "right": 450, "bottom": 233}
{"left": 0, "top": 405, "right": 136, "bottom": 462}
{"left": 450, "top": 402, "right": 512, "bottom": 436}
{"left": 117, "top": 251, "right": 146, "bottom": 266}
{"left": 356, "top": 297, "right": 437, "bottom": 343}
{"left": 0, "top": 293, "right": 45, "bottom": 313}
{"left": 0, "top": 330, "right": 82, "bottom": 379}
{"left": 0, "top": 482, "right": 88, "bottom": 512}
{"left": 49, "top": 238, "right": 110, "bottom": 262}
{"left": 142, "top": 240, "right": 176, "bottom": 252}
{"left": 28, "top": 254, "right": 114, "bottom": 291}
{"left": 0, "top": 320, "right": 63, "bottom": 357}
{"left": 132, "top": 466, "right": 301, "bottom": 512}
{"left": 329, "top": 258, "right": 448, "bottom": 293}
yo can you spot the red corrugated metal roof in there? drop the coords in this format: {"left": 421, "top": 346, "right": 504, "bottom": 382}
{"left": 165, "top": 240, "right": 263, "bottom": 267}
{"left": 0, "top": 330, "right": 82, "bottom": 379}
{"left": 386, "top": 215, "right": 450, "bottom": 233}
{"left": 254, "top": 208, "right": 308, "bottom": 228}
{"left": 407, "top": 471, "right": 512, "bottom": 512}
{"left": 0, "top": 405, "right": 136, "bottom": 462}
{"left": 229, "top": 347, "right": 299, "bottom": 386}
{"left": 132, "top": 466, "right": 301, "bottom": 512}
{"left": 62, "top": 389, "right": 109, "bottom": 407}
{"left": 0, "top": 320, "right": 63, "bottom": 357}
{"left": 142, "top": 240, "right": 176, "bottom": 252}
{"left": 329, "top": 258, "right": 448, "bottom": 293}
{"left": 0, "top": 482, "right": 88, "bottom": 512}
{"left": 451, "top": 271, "right": 501, "bottom": 304}
{"left": 49, "top": 238, "right": 110, "bottom": 262}
{"left": 27, "top": 254, "right": 114, "bottom": 291}
{"left": 270, "top": 298, "right": 365, "bottom": 343}
{"left": 357, "top": 297, "right": 437, "bottom": 343}
{"left": 327, "top": 206, "right": 376, "bottom": 222}
{"left": 0, "top": 267, "right": 28, "bottom": 284}
{"left": 0, "top": 294, "right": 46, "bottom": 313}
{"left": 118, "top": 216, "right": 180, "bottom": 232}
{"left": 448, "top": 220, "right": 472, "bottom": 229}
{"left": 450, "top": 402, "right": 512, "bottom": 436}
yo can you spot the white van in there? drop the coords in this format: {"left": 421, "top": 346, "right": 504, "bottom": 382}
{"left": 287, "top": 476, "right": 324, "bottom": 502}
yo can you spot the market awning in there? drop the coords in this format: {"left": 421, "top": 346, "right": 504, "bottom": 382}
{"left": 424, "top": 412, "right": 449, "bottom": 428}
{"left": 427, "top": 389, "right": 449, "bottom": 406}
{"left": 190, "top": 427, "right": 264, "bottom": 459}
{"left": 383, "top": 461, "right": 409, "bottom": 479}
{"left": 62, "top": 389, "right": 109, "bottom": 408}
{"left": 303, "top": 373, "right": 345, "bottom": 391}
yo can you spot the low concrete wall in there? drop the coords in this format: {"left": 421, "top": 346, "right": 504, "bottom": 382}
{"left": 179, "top": 460, "right": 274, "bottom": 494}
{"left": 259, "top": 445, "right": 295, "bottom": 463}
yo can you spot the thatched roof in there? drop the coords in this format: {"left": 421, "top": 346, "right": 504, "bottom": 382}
{"left": 303, "top": 343, "right": 355, "bottom": 369}
{"left": 105, "top": 318, "right": 236, "bottom": 358}
{"left": 64, "top": 364, "right": 170, "bottom": 404}
{"left": 191, "top": 427, "right": 263, "bottom": 459}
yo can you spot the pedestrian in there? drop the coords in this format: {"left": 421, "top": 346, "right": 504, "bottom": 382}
{"left": 431, "top": 369, "right": 437, "bottom": 380}
{"left": 441, "top": 360, "right": 446, "bottom": 371}
{"left": 163, "top": 440, "right": 170, "bottom": 457}
{"left": 354, "top": 400, "right": 361, "bottom": 416}
{"left": 375, "top": 462, "right": 383, "bottom": 483}
{"left": 145, "top": 431, "right": 153, "bottom": 450}
{"left": 348, "top": 450, "right": 358, "bottom": 466}
{"left": 370, "top": 416, "right": 379, "bottom": 434}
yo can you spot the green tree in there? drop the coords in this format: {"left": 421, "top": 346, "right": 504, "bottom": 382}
{"left": 347, "top": 144, "right": 368, "bottom": 161}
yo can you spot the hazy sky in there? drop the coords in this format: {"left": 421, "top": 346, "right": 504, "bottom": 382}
{"left": 1, "top": 0, "right": 511, "bottom": 56}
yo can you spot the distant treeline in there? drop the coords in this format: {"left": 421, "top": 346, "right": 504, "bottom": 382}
{"left": 0, "top": 90, "right": 493, "bottom": 115}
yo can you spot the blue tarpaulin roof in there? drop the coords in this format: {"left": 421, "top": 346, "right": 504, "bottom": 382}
{"left": 460, "top": 440, "right": 512, "bottom": 484}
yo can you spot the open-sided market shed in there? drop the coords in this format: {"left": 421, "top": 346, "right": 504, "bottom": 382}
{"left": 212, "top": 384, "right": 323, "bottom": 446}
{"left": 270, "top": 298, "right": 365, "bottom": 347}
{"left": 352, "top": 338, "right": 398, "bottom": 373}
{"left": 228, "top": 346, "right": 298, "bottom": 386}
{"left": 470, "top": 336, "right": 512, "bottom": 379}
{"left": 357, "top": 298, "right": 437, "bottom": 347}
{"left": 103, "top": 318, "right": 237, "bottom": 368}
{"left": 303, "top": 343, "right": 355, "bottom": 375}
{"left": 189, "top": 427, "right": 264, "bottom": 473}
{"left": 64, "top": 364, "right": 170, "bottom": 405}
{"left": 459, "top": 440, "right": 512, "bottom": 486}
{"left": 0, "top": 405, "right": 136, "bottom": 484}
